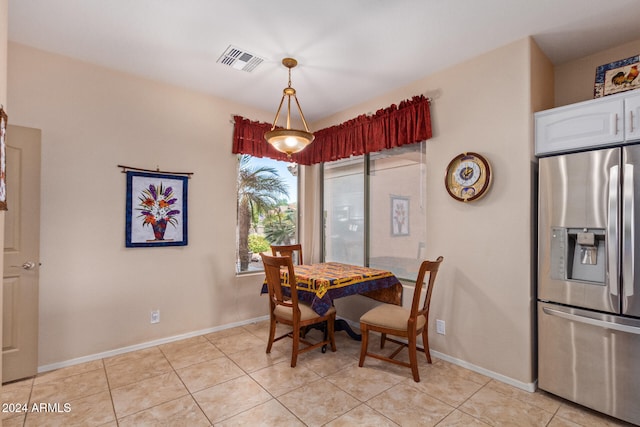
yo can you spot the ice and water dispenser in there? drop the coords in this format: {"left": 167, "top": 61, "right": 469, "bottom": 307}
{"left": 549, "top": 227, "right": 606, "bottom": 284}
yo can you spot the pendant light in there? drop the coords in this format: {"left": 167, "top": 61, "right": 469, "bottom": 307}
{"left": 264, "top": 57, "right": 314, "bottom": 156}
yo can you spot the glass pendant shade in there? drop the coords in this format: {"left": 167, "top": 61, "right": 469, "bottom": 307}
{"left": 265, "top": 58, "right": 314, "bottom": 156}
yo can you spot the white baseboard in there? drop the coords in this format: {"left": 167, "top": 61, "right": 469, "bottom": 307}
{"left": 39, "top": 315, "right": 537, "bottom": 393}
{"left": 37, "top": 315, "right": 270, "bottom": 374}
{"left": 340, "top": 318, "right": 537, "bottom": 393}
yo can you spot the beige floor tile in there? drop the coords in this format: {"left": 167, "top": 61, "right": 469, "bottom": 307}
{"left": 460, "top": 387, "right": 554, "bottom": 426}
{"left": 176, "top": 356, "right": 245, "bottom": 393}
{"left": 29, "top": 368, "right": 109, "bottom": 405}
{"left": 204, "top": 325, "right": 250, "bottom": 341}
{"left": 3, "top": 414, "right": 27, "bottom": 427}
{"left": 548, "top": 415, "right": 583, "bottom": 427}
{"left": 409, "top": 364, "right": 485, "bottom": 406}
{"left": 205, "top": 329, "right": 266, "bottom": 355}
{"left": 324, "top": 404, "right": 398, "bottom": 427}
{"left": 2, "top": 375, "right": 35, "bottom": 388}
{"left": 103, "top": 346, "right": 161, "bottom": 367}
{"left": 427, "top": 358, "right": 491, "bottom": 386}
{"left": 1, "top": 378, "right": 34, "bottom": 420}
{"left": 250, "top": 361, "right": 322, "bottom": 397}
{"left": 33, "top": 360, "right": 104, "bottom": 385}
{"left": 118, "top": 395, "right": 210, "bottom": 427}
{"left": 325, "top": 365, "right": 405, "bottom": 402}
{"left": 437, "top": 409, "right": 491, "bottom": 426}
{"left": 159, "top": 335, "right": 225, "bottom": 369}
{"left": 24, "top": 390, "right": 115, "bottom": 427}
{"left": 193, "top": 375, "right": 272, "bottom": 424}
{"left": 554, "top": 402, "right": 636, "bottom": 426}
{"left": 217, "top": 398, "right": 306, "bottom": 426}
{"left": 105, "top": 347, "right": 173, "bottom": 388}
{"left": 110, "top": 371, "right": 188, "bottom": 418}
{"left": 485, "top": 380, "right": 561, "bottom": 413}
{"left": 241, "top": 319, "right": 272, "bottom": 337}
{"left": 278, "top": 379, "right": 361, "bottom": 427}
{"left": 227, "top": 346, "right": 288, "bottom": 373}
{"left": 333, "top": 333, "right": 365, "bottom": 355}
{"left": 359, "top": 358, "right": 415, "bottom": 380}
{"left": 13, "top": 327, "right": 636, "bottom": 427}
{"left": 296, "top": 346, "right": 359, "bottom": 378}
{"left": 367, "top": 382, "right": 455, "bottom": 426}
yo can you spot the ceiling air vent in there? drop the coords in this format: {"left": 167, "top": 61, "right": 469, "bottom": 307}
{"left": 217, "top": 45, "right": 264, "bottom": 72}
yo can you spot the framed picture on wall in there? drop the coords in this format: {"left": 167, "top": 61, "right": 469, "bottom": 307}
{"left": 125, "top": 171, "right": 188, "bottom": 247}
{"left": 391, "top": 195, "right": 409, "bottom": 236}
{"left": 0, "top": 106, "right": 7, "bottom": 211}
{"left": 594, "top": 55, "right": 640, "bottom": 98}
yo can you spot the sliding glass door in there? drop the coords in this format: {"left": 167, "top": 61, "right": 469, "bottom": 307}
{"left": 323, "top": 156, "right": 365, "bottom": 266}
{"left": 322, "top": 142, "right": 427, "bottom": 281}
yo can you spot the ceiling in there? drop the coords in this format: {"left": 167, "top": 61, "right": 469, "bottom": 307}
{"left": 8, "top": 0, "right": 640, "bottom": 122}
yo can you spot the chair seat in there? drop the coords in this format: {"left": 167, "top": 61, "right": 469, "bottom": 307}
{"left": 274, "top": 303, "right": 336, "bottom": 322}
{"left": 360, "top": 304, "right": 426, "bottom": 331}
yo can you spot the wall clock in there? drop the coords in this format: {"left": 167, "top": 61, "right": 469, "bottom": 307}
{"left": 444, "top": 152, "right": 492, "bottom": 202}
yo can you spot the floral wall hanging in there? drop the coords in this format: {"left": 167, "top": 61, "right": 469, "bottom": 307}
{"left": 125, "top": 171, "right": 188, "bottom": 247}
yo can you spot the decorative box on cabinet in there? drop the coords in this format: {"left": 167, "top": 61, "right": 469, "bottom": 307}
{"left": 535, "top": 89, "right": 640, "bottom": 156}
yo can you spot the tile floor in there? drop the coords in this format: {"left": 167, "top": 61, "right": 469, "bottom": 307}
{"left": 1, "top": 320, "right": 635, "bottom": 426}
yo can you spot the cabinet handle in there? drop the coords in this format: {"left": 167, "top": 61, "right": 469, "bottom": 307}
{"left": 631, "top": 111, "right": 635, "bottom": 133}
{"left": 614, "top": 113, "right": 619, "bottom": 135}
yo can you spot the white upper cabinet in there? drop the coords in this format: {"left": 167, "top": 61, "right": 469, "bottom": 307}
{"left": 535, "top": 89, "right": 640, "bottom": 156}
{"left": 625, "top": 91, "right": 640, "bottom": 142}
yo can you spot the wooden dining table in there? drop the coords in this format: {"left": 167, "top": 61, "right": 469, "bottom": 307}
{"left": 260, "top": 262, "right": 403, "bottom": 339}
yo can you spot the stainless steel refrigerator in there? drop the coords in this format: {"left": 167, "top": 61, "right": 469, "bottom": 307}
{"left": 537, "top": 145, "right": 640, "bottom": 425}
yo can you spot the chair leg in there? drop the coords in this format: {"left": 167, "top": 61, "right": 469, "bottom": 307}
{"left": 380, "top": 333, "right": 387, "bottom": 349}
{"left": 358, "top": 324, "right": 369, "bottom": 367}
{"left": 291, "top": 326, "right": 300, "bottom": 367}
{"left": 422, "top": 328, "right": 432, "bottom": 363}
{"left": 408, "top": 335, "right": 420, "bottom": 382}
{"left": 266, "top": 317, "right": 276, "bottom": 354}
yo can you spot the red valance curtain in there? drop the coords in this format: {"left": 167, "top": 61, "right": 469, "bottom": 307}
{"left": 232, "top": 94, "right": 432, "bottom": 165}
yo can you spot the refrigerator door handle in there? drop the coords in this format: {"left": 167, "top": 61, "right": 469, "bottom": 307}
{"left": 542, "top": 306, "right": 640, "bottom": 335}
{"left": 623, "top": 163, "right": 634, "bottom": 297}
{"left": 608, "top": 165, "right": 619, "bottom": 297}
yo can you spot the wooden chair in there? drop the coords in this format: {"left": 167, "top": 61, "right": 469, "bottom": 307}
{"left": 261, "top": 253, "right": 336, "bottom": 367}
{"left": 358, "top": 256, "right": 443, "bottom": 382}
{"left": 271, "top": 244, "right": 303, "bottom": 265}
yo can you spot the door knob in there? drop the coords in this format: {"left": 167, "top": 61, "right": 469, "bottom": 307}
{"left": 11, "top": 261, "right": 37, "bottom": 270}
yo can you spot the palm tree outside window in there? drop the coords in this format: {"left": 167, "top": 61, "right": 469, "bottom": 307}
{"left": 236, "top": 155, "right": 298, "bottom": 273}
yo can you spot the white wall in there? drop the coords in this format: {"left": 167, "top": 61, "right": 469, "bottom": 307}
{"left": 8, "top": 43, "right": 271, "bottom": 367}
{"left": 313, "top": 38, "right": 551, "bottom": 386}
{"left": 8, "top": 37, "right": 554, "bottom": 388}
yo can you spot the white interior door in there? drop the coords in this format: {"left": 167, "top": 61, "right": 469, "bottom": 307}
{"left": 2, "top": 125, "right": 41, "bottom": 383}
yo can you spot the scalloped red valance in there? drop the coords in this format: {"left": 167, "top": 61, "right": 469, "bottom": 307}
{"left": 232, "top": 95, "right": 432, "bottom": 165}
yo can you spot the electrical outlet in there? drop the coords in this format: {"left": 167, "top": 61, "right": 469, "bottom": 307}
{"left": 436, "top": 319, "right": 445, "bottom": 335}
{"left": 150, "top": 310, "right": 160, "bottom": 324}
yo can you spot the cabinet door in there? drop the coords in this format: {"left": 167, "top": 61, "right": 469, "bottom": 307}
{"left": 625, "top": 92, "right": 640, "bottom": 142}
{"left": 535, "top": 97, "right": 624, "bottom": 156}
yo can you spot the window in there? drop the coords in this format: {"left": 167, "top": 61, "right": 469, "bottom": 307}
{"left": 323, "top": 142, "right": 427, "bottom": 280}
{"left": 323, "top": 156, "right": 365, "bottom": 266}
{"left": 236, "top": 155, "right": 298, "bottom": 273}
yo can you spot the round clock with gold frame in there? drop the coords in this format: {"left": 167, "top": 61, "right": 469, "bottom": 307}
{"left": 444, "top": 152, "right": 492, "bottom": 202}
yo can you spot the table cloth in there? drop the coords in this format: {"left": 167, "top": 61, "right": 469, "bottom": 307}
{"left": 261, "top": 262, "right": 402, "bottom": 315}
